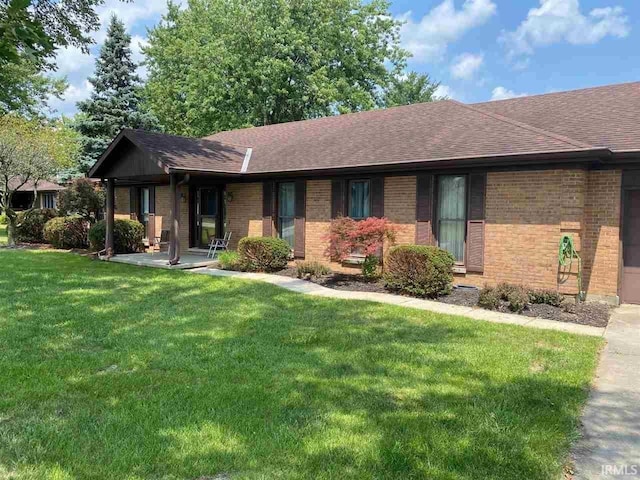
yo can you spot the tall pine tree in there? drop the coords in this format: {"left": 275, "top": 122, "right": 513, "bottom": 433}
{"left": 74, "top": 15, "right": 157, "bottom": 174}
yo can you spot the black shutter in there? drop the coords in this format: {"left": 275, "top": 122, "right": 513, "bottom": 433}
{"left": 466, "top": 173, "right": 487, "bottom": 273}
{"left": 371, "top": 177, "right": 384, "bottom": 218}
{"left": 415, "top": 174, "right": 434, "bottom": 245}
{"left": 129, "top": 187, "right": 138, "bottom": 221}
{"left": 331, "top": 179, "right": 346, "bottom": 218}
{"left": 294, "top": 180, "right": 306, "bottom": 258}
{"left": 262, "top": 181, "right": 274, "bottom": 237}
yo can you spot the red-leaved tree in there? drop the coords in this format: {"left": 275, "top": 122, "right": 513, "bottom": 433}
{"left": 326, "top": 217, "right": 397, "bottom": 276}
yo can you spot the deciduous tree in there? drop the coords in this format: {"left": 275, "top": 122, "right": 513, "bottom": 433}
{"left": 144, "top": 0, "right": 409, "bottom": 136}
{"left": 383, "top": 72, "right": 442, "bottom": 107}
{"left": 0, "top": 115, "right": 79, "bottom": 246}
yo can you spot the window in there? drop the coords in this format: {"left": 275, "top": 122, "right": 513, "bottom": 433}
{"left": 349, "top": 180, "right": 370, "bottom": 219}
{"left": 42, "top": 193, "right": 56, "bottom": 209}
{"left": 139, "top": 187, "right": 150, "bottom": 237}
{"left": 278, "top": 182, "right": 295, "bottom": 249}
{"left": 437, "top": 175, "right": 467, "bottom": 263}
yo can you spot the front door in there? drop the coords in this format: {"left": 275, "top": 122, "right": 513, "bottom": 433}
{"left": 621, "top": 189, "right": 640, "bottom": 304}
{"left": 195, "top": 187, "right": 219, "bottom": 249}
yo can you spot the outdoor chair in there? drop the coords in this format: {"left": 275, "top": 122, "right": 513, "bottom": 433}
{"left": 153, "top": 230, "right": 171, "bottom": 254}
{"left": 207, "top": 231, "right": 232, "bottom": 259}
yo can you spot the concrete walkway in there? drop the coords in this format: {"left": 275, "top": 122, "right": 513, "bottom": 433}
{"left": 190, "top": 268, "right": 605, "bottom": 337}
{"left": 572, "top": 305, "right": 640, "bottom": 479}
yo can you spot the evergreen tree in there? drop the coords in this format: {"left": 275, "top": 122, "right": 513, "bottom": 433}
{"left": 74, "top": 15, "right": 157, "bottom": 174}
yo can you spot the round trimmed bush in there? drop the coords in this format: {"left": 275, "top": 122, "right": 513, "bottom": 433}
{"left": 15, "top": 208, "right": 57, "bottom": 243}
{"left": 88, "top": 219, "right": 145, "bottom": 254}
{"left": 383, "top": 245, "right": 455, "bottom": 298}
{"left": 0, "top": 213, "right": 7, "bottom": 225}
{"left": 44, "top": 216, "right": 88, "bottom": 249}
{"left": 237, "top": 236, "right": 291, "bottom": 272}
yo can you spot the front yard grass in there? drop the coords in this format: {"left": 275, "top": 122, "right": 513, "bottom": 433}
{"left": 0, "top": 251, "right": 602, "bottom": 479}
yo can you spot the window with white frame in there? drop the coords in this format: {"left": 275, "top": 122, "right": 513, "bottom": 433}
{"left": 42, "top": 193, "right": 56, "bottom": 209}
{"left": 437, "top": 175, "right": 467, "bottom": 263}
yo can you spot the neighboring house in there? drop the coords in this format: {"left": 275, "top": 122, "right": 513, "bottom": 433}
{"left": 89, "top": 81, "right": 640, "bottom": 305}
{"left": 3, "top": 179, "right": 64, "bottom": 211}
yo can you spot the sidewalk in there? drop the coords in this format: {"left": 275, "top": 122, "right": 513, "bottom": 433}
{"left": 189, "top": 268, "right": 605, "bottom": 337}
{"left": 572, "top": 305, "right": 640, "bottom": 479}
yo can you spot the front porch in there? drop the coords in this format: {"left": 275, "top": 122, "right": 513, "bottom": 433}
{"left": 106, "top": 252, "right": 219, "bottom": 270}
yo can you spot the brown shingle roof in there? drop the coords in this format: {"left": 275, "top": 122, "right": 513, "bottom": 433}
{"left": 474, "top": 81, "right": 640, "bottom": 152}
{"left": 7, "top": 178, "right": 64, "bottom": 192}
{"left": 206, "top": 99, "right": 596, "bottom": 174}
{"left": 90, "top": 81, "right": 640, "bottom": 178}
{"left": 126, "top": 130, "right": 247, "bottom": 173}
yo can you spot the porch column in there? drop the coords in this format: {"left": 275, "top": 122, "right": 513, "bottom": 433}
{"left": 105, "top": 178, "right": 115, "bottom": 258}
{"left": 168, "top": 173, "right": 181, "bottom": 265}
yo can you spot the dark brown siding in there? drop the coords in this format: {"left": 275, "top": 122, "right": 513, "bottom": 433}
{"left": 371, "top": 177, "right": 384, "bottom": 218}
{"left": 466, "top": 172, "right": 487, "bottom": 272}
{"left": 294, "top": 180, "right": 306, "bottom": 258}
{"left": 415, "top": 174, "right": 434, "bottom": 245}
{"left": 262, "top": 181, "right": 274, "bottom": 237}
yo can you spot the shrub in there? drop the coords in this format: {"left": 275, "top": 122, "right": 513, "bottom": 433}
{"left": 57, "top": 178, "right": 105, "bottom": 223}
{"left": 529, "top": 289, "right": 564, "bottom": 307}
{"left": 15, "top": 208, "right": 57, "bottom": 243}
{"left": 383, "top": 245, "right": 455, "bottom": 298}
{"left": 88, "top": 219, "right": 144, "bottom": 254}
{"left": 238, "top": 237, "right": 291, "bottom": 272}
{"left": 478, "top": 283, "right": 530, "bottom": 313}
{"left": 0, "top": 213, "right": 7, "bottom": 225}
{"left": 362, "top": 255, "right": 380, "bottom": 281}
{"left": 478, "top": 286, "right": 501, "bottom": 311}
{"left": 217, "top": 251, "right": 245, "bottom": 271}
{"left": 296, "top": 261, "right": 330, "bottom": 279}
{"left": 44, "top": 216, "right": 88, "bottom": 249}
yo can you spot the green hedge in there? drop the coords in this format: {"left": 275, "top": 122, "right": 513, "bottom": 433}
{"left": 238, "top": 237, "right": 291, "bottom": 272}
{"left": 88, "top": 219, "right": 145, "bottom": 254}
{"left": 15, "top": 209, "right": 57, "bottom": 243}
{"left": 44, "top": 216, "right": 88, "bottom": 249}
{"left": 383, "top": 245, "right": 455, "bottom": 298}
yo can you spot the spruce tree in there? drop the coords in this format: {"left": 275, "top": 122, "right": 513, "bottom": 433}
{"left": 74, "top": 15, "right": 157, "bottom": 174}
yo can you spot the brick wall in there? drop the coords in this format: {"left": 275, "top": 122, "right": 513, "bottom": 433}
{"left": 226, "top": 183, "right": 263, "bottom": 250}
{"left": 305, "top": 180, "right": 332, "bottom": 261}
{"left": 582, "top": 170, "right": 621, "bottom": 297}
{"left": 384, "top": 176, "right": 416, "bottom": 246}
{"left": 114, "top": 187, "right": 130, "bottom": 220}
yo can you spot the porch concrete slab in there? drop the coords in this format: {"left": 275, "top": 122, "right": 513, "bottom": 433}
{"left": 572, "top": 305, "right": 640, "bottom": 479}
{"left": 107, "top": 253, "right": 218, "bottom": 270}
{"left": 194, "top": 268, "right": 603, "bottom": 337}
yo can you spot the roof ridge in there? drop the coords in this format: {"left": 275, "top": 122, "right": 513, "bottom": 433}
{"left": 203, "top": 100, "right": 459, "bottom": 141}
{"left": 449, "top": 100, "right": 594, "bottom": 150}
{"left": 473, "top": 81, "right": 640, "bottom": 106}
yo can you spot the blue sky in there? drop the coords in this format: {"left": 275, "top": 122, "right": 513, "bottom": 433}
{"left": 49, "top": 0, "right": 640, "bottom": 115}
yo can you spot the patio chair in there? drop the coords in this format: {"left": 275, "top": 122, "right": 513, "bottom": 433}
{"left": 153, "top": 230, "right": 170, "bottom": 254}
{"left": 207, "top": 231, "right": 232, "bottom": 259}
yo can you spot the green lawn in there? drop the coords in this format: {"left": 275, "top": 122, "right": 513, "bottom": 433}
{"left": 0, "top": 251, "right": 601, "bottom": 480}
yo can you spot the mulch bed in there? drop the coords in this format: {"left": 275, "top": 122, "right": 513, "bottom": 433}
{"left": 274, "top": 268, "right": 612, "bottom": 327}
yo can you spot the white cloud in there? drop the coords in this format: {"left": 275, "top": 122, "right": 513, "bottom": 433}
{"left": 501, "top": 0, "right": 630, "bottom": 58}
{"left": 451, "top": 52, "right": 484, "bottom": 79}
{"left": 131, "top": 35, "right": 150, "bottom": 79}
{"left": 490, "top": 86, "right": 528, "bottom": 101}
{"left": 53, "top": 46, "right": 95, "bottom": 75}
{"left": 398, "top": 0, "right": 497, "bottom": 62}
{"left": 435, "top": 84, "right": 456, "bottom": 100}
{"left": 47, "top": 80, "right": 94, "bottom": 115}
